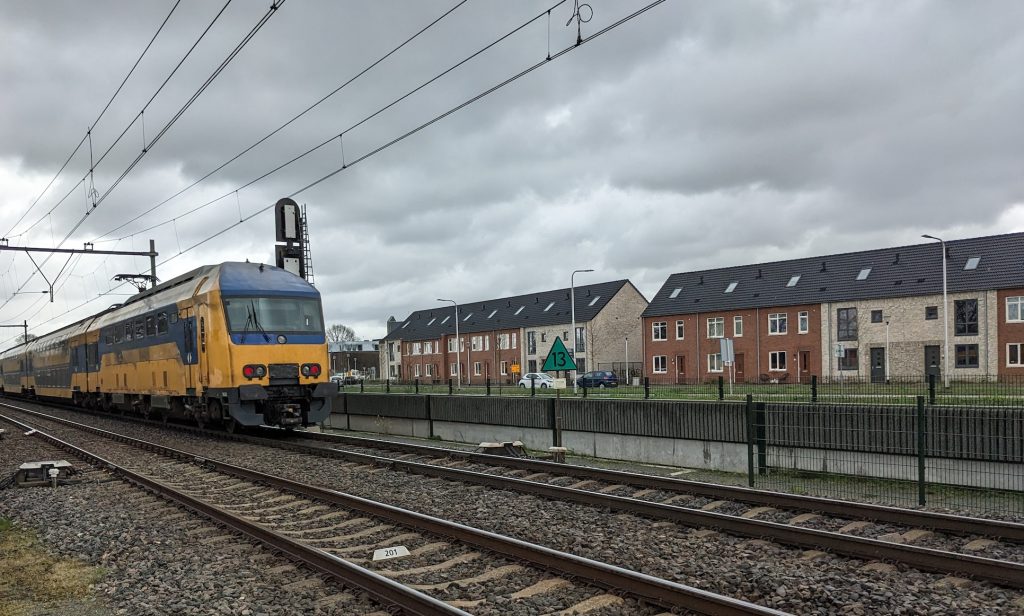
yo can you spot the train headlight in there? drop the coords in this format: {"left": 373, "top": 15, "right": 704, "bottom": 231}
{"left": 255, "top": 365, "right": 266, "bottom": 378}
{"left": 301, "top": 364, "right": 311, "bottom": 377}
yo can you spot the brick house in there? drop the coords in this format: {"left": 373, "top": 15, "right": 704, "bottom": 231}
{"left": 644, "top": 232, "right": 1024, "bottom": 383}
{"left": 382, "top": 280, "right": 647, "bottom": 384}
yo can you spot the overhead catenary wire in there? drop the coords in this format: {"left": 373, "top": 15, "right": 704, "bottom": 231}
{"left": 0, "top": 1, "right": 283, "bottom": 314}
{"left": 94, "top": 0, "right": 471, "bottom": 243}
{"left": 99, "top": 0, "right": 573, "bottom": 244}
{"left": 2, "top": 0, "right": 183, "bottom": 241}
{"left": 2, "top": 0, "right": 666, "bottom": 342}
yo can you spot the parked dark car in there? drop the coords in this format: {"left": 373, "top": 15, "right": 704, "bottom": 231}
{"left": 576, "top": 370, "right": 618, "bottom": 388}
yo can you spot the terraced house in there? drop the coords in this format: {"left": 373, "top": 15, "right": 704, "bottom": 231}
{"left": 643, "top": 232, "right": 1024, "bottom": 384}
{"left": 381, "top": 280, "right": 647, "bottom": 384}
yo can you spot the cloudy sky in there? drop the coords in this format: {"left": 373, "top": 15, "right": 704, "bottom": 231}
{"left": 2, "top": 0, "right": 1022, "bottom": 345}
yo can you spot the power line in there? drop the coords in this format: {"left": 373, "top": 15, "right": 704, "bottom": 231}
{"left": 3, "top": 0, "right": 183, "bottom": 241}
{"left": 99, "top": 0, "right": 572, "bottom": 244}
{"left": 94, "top": 0, "right": 471, "bottom": 243}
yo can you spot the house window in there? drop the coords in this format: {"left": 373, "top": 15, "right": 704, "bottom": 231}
{"left": 575, "top": 327, "right": 586, "bottom": 351}
{"left": 925, "top": 306, "right": 938, "bottom": 320}
{"left": 734, "top": 316, "right": 743, "bottom": 337}
{"left": 955, "top": 299, "right": 978, "bottom": 335}
{"left": 652, "top": 322, "right": 667, "bottom": 341}
{"left": 871, "top": 310, "right": 883, "bottom": 323}
{"left": 837, "top": 308, "right": 858, "bottom": 341}
{"left": 414, "top": 364, "right": 421, "bottom": 378}
{"left": 424, "top": 341, "right": 433, "bottom": 354}
{"left": 1007, "top": 297, "right": 1024, "bottom": 322}
{"left": 450, "top": 363, "right": 458, "bottom": 376}
{"left": 425, "top": 364, "right": 434, "bottom": 377}
{"left": 768, "top": 313, "right": 787, "bottom": 335}
{"left": 838, "top": 348, "right": 859, "bottom": 371}
{"left": 471, "top": 336, "right": 482, "bottom": 351}
{"left": 676, "top": 320, "right": 685, "bottom": 339}
{"left": 500, "top": 361, "right": 508, "bottom": 375}
{"left": 498, "top": 334, "right": 509, "bottom": 349}
{"left": 412, "top": 342, "right": 422, "bottom": 355}
{"left": 653, "top": 356, "right": 667, "bottom": 373}
{"left": 707, "top": 317, "right": 724, "bottom": 338}
{"left": 707, "top": 353, "right": 723, "bottom": 372}
{"left": 527, "top": 331, "right": 537, "bottom": 354}
{"left": 389, "top": 365, "right": 397, "bottom": 378}
{"left": 955, "top": 344, "right": 979, "bottom": 368}
{"left": 473, "top": 362, "right": 482, "bottom": 376}
{"left": 798, "top": 311, "right": 809, "bottom": 334}
{"left": 562, "top": 331, "right": 568, "bottom": 341}
{"left": 447, "top": 338, "right": 457, "bottom": 352}
{"left": 511, "top": 333, "right": 517, "bottom": 349}
{"left": 769, "top": 351, "right": 787, "bottom": 371}
{"left": 541, "top": 333, "right": 547, "bottom": 342}
{"left": 1008, "top": 344, "right": 1023, "bottom": 367}
{"left": 528, "top": 359, "right": 537, "bottom": 372}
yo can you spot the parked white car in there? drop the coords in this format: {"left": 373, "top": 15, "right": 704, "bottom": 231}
{"left": 517, "top": 373, "right": 554, "bottom": 388}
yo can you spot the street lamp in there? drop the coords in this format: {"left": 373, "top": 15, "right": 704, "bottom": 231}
{"left": 438, "top": 298, "right": 461, "bottom": 390}
{"left": 571, "top": 268, "right": 594, "bottom": 393}
{"left": 922, "top": 234, "right": 949, "bottom": 388}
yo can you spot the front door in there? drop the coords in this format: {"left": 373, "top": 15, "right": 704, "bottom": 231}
{"left": 676, "top": 355, "right": 686, "bottom": 383}
{"left": 924, "top": 345, "right": 941, "bottom": 379}
{"left": 800, "top": 350, "right": 811, "bottom": 381}
{"left": 870, "top": 347, "right": 886, "bottom": 383}
{"left": 734, "top": 353, "right": 745, "bottom": 382}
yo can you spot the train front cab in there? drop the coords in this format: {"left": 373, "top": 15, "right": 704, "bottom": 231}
{"left": 200, "top": 283, "right": 334, "bottom": 430}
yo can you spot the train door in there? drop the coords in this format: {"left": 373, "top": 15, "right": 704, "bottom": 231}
{"left": 197, "top": 303, "right": 210, "bottom": 387}
{"left": 182, "top": 307, "right": 197, "bottom": 396}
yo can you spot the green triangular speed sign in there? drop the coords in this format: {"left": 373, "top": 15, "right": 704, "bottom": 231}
{"left": 541, "top": 337, "right": 577, "bottom": 371}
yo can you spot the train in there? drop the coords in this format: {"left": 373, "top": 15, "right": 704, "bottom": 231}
{"left": 0, "top": 262, "right": 335, "bottom": 431}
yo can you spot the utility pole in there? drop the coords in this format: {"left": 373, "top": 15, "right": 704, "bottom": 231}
{"left": 0, "top": 321, "right": 29, "bottom": 345}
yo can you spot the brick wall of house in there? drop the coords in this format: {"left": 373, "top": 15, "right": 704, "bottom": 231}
{"left": 998, "top": 289, "right": 1024, "bottom": 377}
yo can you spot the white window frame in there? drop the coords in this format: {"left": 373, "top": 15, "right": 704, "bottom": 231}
{"left": 424, "top": 341, "right": 433, "bottom": 354}
{"left": 768, "top": 313, "right": 788, "bottom": 335}
{"left": 798, "top": 311, "right": 809, "bottom": 334}
{"left": 450, "top": 362, "right": 458, "bottom": 376}
{"left": 1008, "top": 296, "right": 1024, "bottom": 323}
{"left": 447, "top": 338, "right": 457, "bottom": 352}
{"left": 652, "top": 321, "right": 667, "bottom": 341}
{"left": 707, "top": 317, "right": 724, "bottom": 339}
{"left": 500, "top": 361, "right": 508, "bottom": 375}
{"left": 733, "top": 316, "right": 743, "bottom": 337}
{"left": 653, "top": 355, "right": 667, "bottom": 373}
{"left": 769, "top": 351, "right": 787, "bottom": 371}
{"left": 425, "top": 363, "right": 434, "bottom": 377}
{"left": 471, "top": 336, "right": 482, "bottom": 351}
{"left": 675, "top": 320, "right": 685, "bottom": 340}
{"left": 414, "top": 364, "right": 421, "bottom": 377}
{"left": 707, "top": 353, "right": 723, "bottom": 372}
{"left": 1008, "top": 343, "right": 1023, "bottom": 367}
{"left": 498, "top": 333, "right": 510, "bottom": 350}
{"left": 511, "top": 333, "right": 517, "bottom": 349}
{"left": 412, "top": 342, "right": 422, "bottom": 355}
{"left": 473, "top": 361, "right": 482, "bottom": 376}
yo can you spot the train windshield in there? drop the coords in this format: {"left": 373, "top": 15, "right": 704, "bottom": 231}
{"left": 223, "top": 296, "right": 324, "bottom": 334}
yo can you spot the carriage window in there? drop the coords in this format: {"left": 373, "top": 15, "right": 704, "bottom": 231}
{"left": 114, "top": 327, "right": 122, "bottom": 344}
{"left": 170, "top": 312, "right": 179, "bottom": 324}
{"left": 105, "top": 333, "right": 113, "bottom": 345}
{"left": 124, "top": 323, "right": 132, "bottom": 342}
{"left": 156, "top": 313, "right": 168, "bottom": 335}
{"left": 146, "top": 316, "right": 156, "bottom": 337}
{"left": 135, "top": 319, "right": 145, "bottom": 339}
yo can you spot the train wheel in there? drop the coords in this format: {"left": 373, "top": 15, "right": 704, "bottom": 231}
{"left": 224, "top": 416, "right": 242, "bottom": 434}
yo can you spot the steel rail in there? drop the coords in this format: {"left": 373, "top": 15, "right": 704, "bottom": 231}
{"left": 0, "top": 413, "right": 465, "bottom": 616}
{"left": 0, "top": 405, "right": 785, "bottom": 615}
{"left": 293, "top": 429, "right": 1024, "bottom": 542}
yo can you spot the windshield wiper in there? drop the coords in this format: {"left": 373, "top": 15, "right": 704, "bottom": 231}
{"left": 249, "top": 300, "right": 271, "bottom": 342}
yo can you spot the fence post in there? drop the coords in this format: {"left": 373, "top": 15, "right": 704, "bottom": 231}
{"left": 531, "top": 376, "right": 536, "bottom": 397}
{"left": 486, "top": 378, "right": 491, "bottom": 397}
{"left": 746, "top": 394, "right": 755, "bottom": 487}
{"left": 644, "top": 377, "right": 650, "bottom": 399}
{"left": 755, "top": 401, "right": 767, "bottom": 476}
{"left": 917, "top": 395, "right": 926, "bottom": 506}
{"left": 414, "top": 378, "right": 419, "bottom": 394}
{"left": 448, "top": 378, "right": 453, "bottom": 396}
{"left": 718, "top": 376, "right": 725, "bottom": 400}
{"left": 549, "top": 397, "right": 561, "bottom": 447}
{"left": 361, "top": 379, "right": 366, "bottom": 393}
{"left": 928, "top": 373, "right": 936, "bottom": 405}
{"left": 811, "top": 374, "right": 818, "bottom": 403}
{"left": 582, "top": 384, "right": 588, "bottom": 398}
{"left": 425, "top": 394, "right": 434, "bottom": 438}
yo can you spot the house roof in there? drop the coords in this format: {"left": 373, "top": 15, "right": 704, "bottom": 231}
{"left": 643, "top": 232, "right": 1024, "bottom": 318}
{"left": 383, "top": 280, "right": 631, "bottom": 341}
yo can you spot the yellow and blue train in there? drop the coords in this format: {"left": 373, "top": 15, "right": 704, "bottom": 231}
{"left": 0, "top": 262, "right": 335, "bottom": 430}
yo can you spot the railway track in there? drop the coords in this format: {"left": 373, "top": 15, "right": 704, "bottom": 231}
{"left": 0, "top": 405, "right": 783, "bottom": 616}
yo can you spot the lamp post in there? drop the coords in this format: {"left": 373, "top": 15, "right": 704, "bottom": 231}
{"left": 438, "top": 298, "right": 461, "bottom": 390}
{"left": 571, "top": 268, "right": 594, "bottom": 393}
{"left": 922, "top": 234, "right": 949, "bottom": 388}
{"left": 885, "top": 316, "right": 890, "bottom": 384}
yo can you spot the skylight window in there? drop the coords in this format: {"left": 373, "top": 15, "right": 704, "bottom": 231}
{"left": 787, "top": 275, "right": 800, "bottom": 287}
{"left": 514, "top": 305, "right": 525, "bottom": 315}
{"left": 441, "top": 316, "right": 450, "bottom": 324}
{"left": 856, "top": 268, "right": 871, "bottom": 281}
{"left": 724, "top": 282, "right": 738, "bottom": 294}
{"left": 488, "top": 310, "right": 497, "bottom": 319}
{"left": 426, "top": 318, "right": 436, "bottom": 326}
{"left": 588, "top": 295, "right": 600, "bottom": 306}
{"left": 669, "top": 288, "right": 682, "bottom": 298}
{"left": 462, "top": 313, "right": 472, "bottom": 321}
{"left": 544, "top": 301, "right": 555, "bottom": 312}
{"left": 401, "top": 321, "right": 409, "bottom": 328}
{"left": 964, "top": 257, "right": 980, "bottom": 270}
